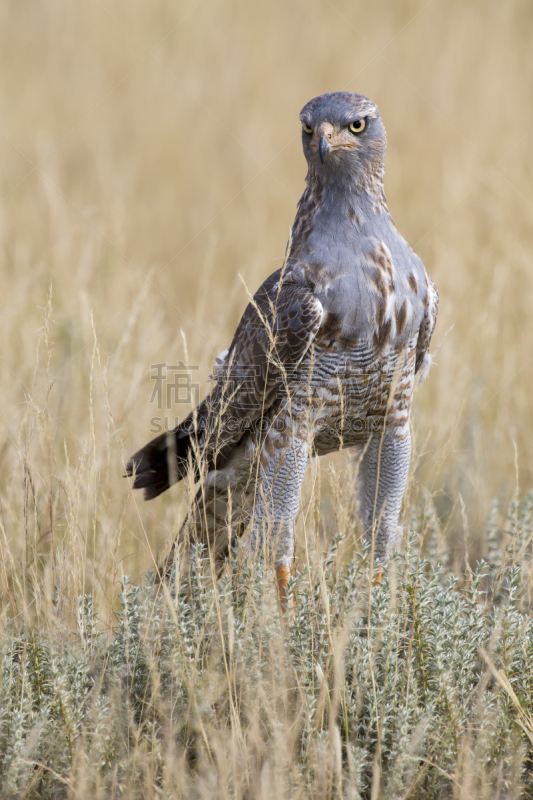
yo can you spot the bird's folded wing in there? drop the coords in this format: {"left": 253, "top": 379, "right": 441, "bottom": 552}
{"left": 415, "top": 277, "right": 439, "bottom": 381}
{"left": 204, "top": 271, "right": 324, "bottom": 465}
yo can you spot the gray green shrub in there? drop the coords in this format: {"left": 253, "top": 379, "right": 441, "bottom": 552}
{"left": 1, "top": 496, "right": 533, "bottom": 799}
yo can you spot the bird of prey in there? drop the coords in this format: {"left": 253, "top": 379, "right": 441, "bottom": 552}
{"left": 126, "top": 92, "right": 438, "bottom": 604}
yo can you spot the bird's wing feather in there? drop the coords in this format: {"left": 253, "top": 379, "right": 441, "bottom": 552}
{"left": 415, "top": 277, "right": 439, "bottom": 381}
{"left": 204, "top": 270, "right": 323, "bottom": 465}
{"left": 125, "top": 270, "right": 323, "bottom": 498}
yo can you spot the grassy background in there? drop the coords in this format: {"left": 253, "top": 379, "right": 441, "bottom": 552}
{"left": 1, "top": 1, "right": 533, "bottom": 795}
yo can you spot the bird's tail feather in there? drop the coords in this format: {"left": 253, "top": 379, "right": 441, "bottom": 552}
{"left": 125, "top": 401, "right": 209, "bottom": 500}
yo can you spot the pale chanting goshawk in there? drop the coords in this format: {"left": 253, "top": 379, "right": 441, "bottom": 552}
{"left": 126, "top": 92, "right": 438, "bottom": 603}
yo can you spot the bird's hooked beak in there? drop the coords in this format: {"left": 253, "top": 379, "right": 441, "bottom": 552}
{"left": 316, "top": 121, "right": 335, "bottom": 164}
{"left": 318, "top": 135, "right": 331, "bottom": 164}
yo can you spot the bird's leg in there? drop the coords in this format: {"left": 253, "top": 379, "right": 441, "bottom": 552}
{"left": 357, "top": 428, "right": 412, "bottom": 568}
{"left": 248, "top": 412, "right": 308, "bottom": 612}
{"left": 372, "top": 566, "right": 383, "bottom": 587}
{"left": 276, "top": 564, "right": 293, "bottom": 611}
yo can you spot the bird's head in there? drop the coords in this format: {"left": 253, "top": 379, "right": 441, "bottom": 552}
{"left": 299, "top": 92, "right": 386, "bottom": 181}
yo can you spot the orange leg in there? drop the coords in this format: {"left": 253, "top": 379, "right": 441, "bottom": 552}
{"left": 276, "top": 565, "right": 293, "bottom": 611}
{"left": 372, "top": 566, "right": 383, "bottom": 587}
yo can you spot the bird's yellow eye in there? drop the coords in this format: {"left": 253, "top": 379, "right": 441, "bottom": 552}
{"left": 301, "top": 121, "right": 313, "bottom": 134}
{"left": 349, "top": 118, "right": 366, "bottom": 134}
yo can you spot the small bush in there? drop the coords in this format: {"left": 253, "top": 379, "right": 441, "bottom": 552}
{"left": 2, "top": 496, "right": 533, "bottom": 799}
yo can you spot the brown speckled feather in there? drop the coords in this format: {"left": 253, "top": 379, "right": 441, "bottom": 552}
{"left": 202, "top": 270, "right": 324, "bottom": 466}
{"left": 415, "top": 278, "right": 439, "bottom": 380}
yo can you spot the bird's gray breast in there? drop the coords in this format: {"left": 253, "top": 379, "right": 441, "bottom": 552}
{"left": 283, "top": 222, "right": 428, "bottom": 452}
{"left": 298, "top": 226, "right": 427, "bottom": 355}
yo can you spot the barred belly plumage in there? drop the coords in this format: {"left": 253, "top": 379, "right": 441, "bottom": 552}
{"left": 290, "top": 335, "right": 418, "bottom": 455}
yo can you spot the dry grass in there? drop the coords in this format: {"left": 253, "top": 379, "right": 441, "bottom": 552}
{"left": 1, "top": 0, "right": 533, "bottom": 796}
